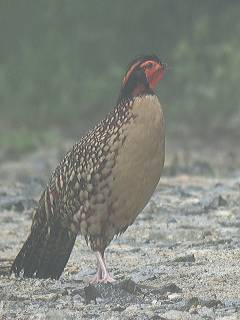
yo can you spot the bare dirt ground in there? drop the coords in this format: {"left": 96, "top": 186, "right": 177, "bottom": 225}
{"left": 0, "top": 137, "right": 240, "bottom": 320}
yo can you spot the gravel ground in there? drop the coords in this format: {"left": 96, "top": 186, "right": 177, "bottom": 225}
{"left": 0, "top": 141, "right": 240, "bottom": 320}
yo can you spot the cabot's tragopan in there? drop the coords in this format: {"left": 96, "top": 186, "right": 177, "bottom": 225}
{"left": 11, "top": 55, "right": 166, "bottom": 283}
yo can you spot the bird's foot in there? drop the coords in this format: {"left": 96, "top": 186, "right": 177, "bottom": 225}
{"left": 89, "top": 273, "right": 102, "bottom": 284}
{"left": 89, "top": 267, "right": 102, "bottom": 284}
{"left": 89, "top": 270, "right": 116, "bottom": 284}
{"left": 100, "top": 272, "right": 116, "bottom": 283}
{"left": 89, "top": 251, "right": 116, "bottom": 284}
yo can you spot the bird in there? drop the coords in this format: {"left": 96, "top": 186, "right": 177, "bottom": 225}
{"left": 11, "top": 54, "right": 166, "bottom": 283}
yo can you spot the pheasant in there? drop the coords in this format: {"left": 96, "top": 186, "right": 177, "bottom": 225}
{"left": 11, "top": 55, "right": 166, "bottom": 283}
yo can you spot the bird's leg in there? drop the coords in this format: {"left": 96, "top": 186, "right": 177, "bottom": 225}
{"left": 89, "top": 264, "right": 102, "bottom": 284}
{"left": 89, "top": 255, "right": 102, "bottom": 284}
{"left": 90, "top": 251, "right": 116, "bottom": 284}
{"left": 97, "top": 251, "right": 116, "bottom": 283}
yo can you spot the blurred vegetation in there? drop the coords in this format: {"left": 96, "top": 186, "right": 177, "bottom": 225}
{"left": 0, "top": 0, "right": 239, "bottom": 153}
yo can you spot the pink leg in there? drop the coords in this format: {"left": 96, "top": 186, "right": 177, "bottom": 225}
{"left": 89, "top": 251, "right": 116, "bottom": 284}
{"left": 89, "top": 265, "right": 102, "bottom": 284}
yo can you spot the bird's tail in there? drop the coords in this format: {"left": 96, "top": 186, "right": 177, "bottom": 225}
{"left": 10, "top": 212, "right": 77, "bottom": 279}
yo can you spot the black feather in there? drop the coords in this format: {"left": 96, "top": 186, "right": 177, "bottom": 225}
{"left": 11, "top": 210, "right": 77, "bottom": 279}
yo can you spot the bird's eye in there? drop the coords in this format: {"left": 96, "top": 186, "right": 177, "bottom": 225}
{"left": 146, "top": 62, "right": 153, "bottom": 69}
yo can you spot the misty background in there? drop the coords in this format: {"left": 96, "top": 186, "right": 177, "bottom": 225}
{"left": 0, "top": 0, "right": 239, "bottom": 155}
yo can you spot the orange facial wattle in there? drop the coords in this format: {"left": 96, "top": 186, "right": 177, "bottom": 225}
{"left": 140, "top": 60, "right": 165, "bottom": 89}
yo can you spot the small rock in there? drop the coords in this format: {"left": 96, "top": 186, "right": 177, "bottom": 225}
{"left": 203, "top": 194, "right": 228, "bottom": 210}
{"left": 173, "top": 254, "right": 195, "bottom": 263}
{"left": 201, "top": 299, "right": 223, "bottom": 308}
{"left": 70, "top": 288, "right": 85, "bottom": 298}
{"left": 119, "top": 279, "right": 141, "bottom": 294}
{"left": 158, "top": 283, "right": 182, "bottom": 295}
{"left": 185, "top": 297, "right": 200, "bottom": 310}
{"left": 218, "top": 195, "right": 228, "bottom": 207}
{"left": 123, "top": 304, "right": 139, "bottom": 314}
{"left": 84, "top": 284, "right": 101, "bottom": 304}
{"left": 215, "top": 210, "right": 233, "bottom": 218}
{"left": 198, "top": 306, "right": 215, "bottom": 318}
{"left": 111, "top": 304, "right": 126, "bottom": 312}
{"left": 168, "top": 293, "right": 182, "bottom": 301}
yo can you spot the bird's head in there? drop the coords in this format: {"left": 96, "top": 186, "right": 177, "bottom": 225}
{"left": 118, "top": 55, "right": 166, "bottom": 104}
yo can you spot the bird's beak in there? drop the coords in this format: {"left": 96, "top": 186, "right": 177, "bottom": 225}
{"left": 161, "top": 62, "right": 168, "bottom": 70}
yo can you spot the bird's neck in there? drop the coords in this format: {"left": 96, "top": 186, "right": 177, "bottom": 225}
{"left": 117, "top": 81, "right": 154, "bottom": 105}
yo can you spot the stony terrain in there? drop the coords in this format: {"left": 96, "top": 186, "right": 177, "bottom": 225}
{"left": 0, "top": 139, "right": 240, "bottom": 320}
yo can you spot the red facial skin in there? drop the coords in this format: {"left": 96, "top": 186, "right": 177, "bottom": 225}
{"left": 140, "top": 60, "right": 165, "bottom": 89}
{"left": 120, "top": 59, "right": 165, "bottom": 101}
